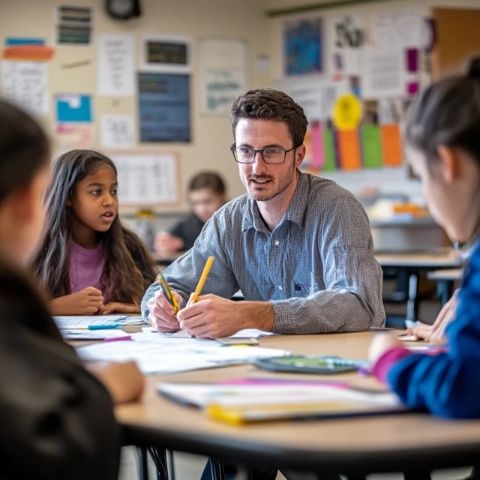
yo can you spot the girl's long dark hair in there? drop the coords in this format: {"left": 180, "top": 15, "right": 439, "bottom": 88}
{"left": 32, "top": 149, "right": 156, "bottom": 304}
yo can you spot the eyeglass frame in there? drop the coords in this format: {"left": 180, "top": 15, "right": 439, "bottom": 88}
{"left": 230, "top": 143, "right": 300, "bottom": 164}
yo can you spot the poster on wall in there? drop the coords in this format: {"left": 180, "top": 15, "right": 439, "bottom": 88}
{"left": 56, "top": 93, "right": 92, "bottom": 122}
{"left": 137, "top": 72, "right": 190, "bottom": 143}
{"left": 97, "top": 34, "right": 134, "bottom": 96}
{"left": 328, "top": 14, "right": 364, "bottom": 79}
{"left": 283, "top": 17, "right": 323, "bottom": 76}
{"left": 56, "top": 5, "right": 92, "bottom": 45}
{"left": 0, "top": 61, "right": 49, "bottom": 115}
{"left": 111, "top": 152, "right": 178, "bottom": 205}
{"left": 199, "top": 38, "right": 246, "bottom": 115}
{"left": 142, "top": 35, "right": 190, "bottom": 72}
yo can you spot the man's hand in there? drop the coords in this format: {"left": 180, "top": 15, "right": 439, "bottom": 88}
{"left": 177, "top": 294, "right": 274, "bottom": 338}
{"left": 147, "top": 290, "right": 182, "bottom": 332}
{"left": 50, "top": 286, "right": 104, "bottom": 315}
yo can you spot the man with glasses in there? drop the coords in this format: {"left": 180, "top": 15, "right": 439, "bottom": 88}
{"left": 142, "top": 88, "right": 384, "bottom": 338}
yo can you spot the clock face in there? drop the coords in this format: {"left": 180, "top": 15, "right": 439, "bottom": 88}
{"left": 106, "top": 0, "right": 139, "bottom": 19}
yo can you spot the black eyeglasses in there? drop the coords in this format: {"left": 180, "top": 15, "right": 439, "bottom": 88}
{"left": 230, "top": 144, "right": 298, "bottom": 164}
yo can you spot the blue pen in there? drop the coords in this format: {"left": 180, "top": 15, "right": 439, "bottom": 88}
{"left": 88, "top": 323, "right": 121, "bottom": 330}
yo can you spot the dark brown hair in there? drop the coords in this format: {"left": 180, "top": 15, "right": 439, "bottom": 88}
{"left": 32, "top": 149, "right": 156, "bottom": 304}
{"left": 0, "top": 99, "right": 50, "bottom": 203}
{"left": 405, "top": 57, "right": 480, "bottom": 167}
{"left": 231, "top": 88, "right": 308, "bottom": 147}
{"left": 188, "top": 171, "right": 226, "bottom": 196}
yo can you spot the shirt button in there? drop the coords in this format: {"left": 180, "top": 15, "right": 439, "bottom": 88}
{"left": 274, "top": 240, "right": 280, "bottom": 246}
{"left": 278, "top": 286, "right": 283, "bottom": 290}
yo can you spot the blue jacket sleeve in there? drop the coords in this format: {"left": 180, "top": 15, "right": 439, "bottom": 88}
{"left": 387, "top": 242, "right": 480, "bottom": 418}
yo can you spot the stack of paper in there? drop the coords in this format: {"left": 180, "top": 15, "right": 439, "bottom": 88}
{"left": 158, "top": 379, "right": 405, "bottom": 425}
{"left": 77, "top": 336, "right": 290, "bottom": 375}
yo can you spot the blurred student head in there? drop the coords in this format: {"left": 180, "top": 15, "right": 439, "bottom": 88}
{"left": 0, "top": 99, "right": 50, "bottom": 265}
{"left": 188, "top": 171, "right": 227, "bottom": 223}
{"left": 405, "top": 57, "right": 480, "bottom": 244}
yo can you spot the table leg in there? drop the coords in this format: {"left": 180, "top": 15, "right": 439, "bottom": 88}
{"left": 406, "top": 271, "right": 419, "bottom": 324}
{"left": 137, "top": 447, "right": 150, "bottom": 480}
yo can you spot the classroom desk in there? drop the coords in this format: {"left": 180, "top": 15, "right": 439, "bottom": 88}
{"left": 116, "top": 331, "right": 480, "bottom": 478}
{"left": 375, "top": 250, "right": 463, "bottom": 324}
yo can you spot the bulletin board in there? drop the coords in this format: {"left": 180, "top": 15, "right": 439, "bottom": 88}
{"left": 0, "top": 0, "right": 272, "bottom": 211}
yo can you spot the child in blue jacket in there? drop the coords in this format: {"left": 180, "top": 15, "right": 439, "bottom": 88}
{"left": 369, "top": 57, "right": 480, "bottom": 418}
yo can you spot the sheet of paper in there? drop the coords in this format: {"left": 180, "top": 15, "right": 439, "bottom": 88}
{"left": 142, "top": 327, "right": 274, "bottom": 339}
{"left": 1, "top": 61, "right": 48, "bottom": 115}
{"left": 78, "top": 339, "right": 290, "bottom": 375}
{"left": 362, "top": 48, "right": 404, "bottom": 100}
{"left": 100, "top": 114, "right": 135, "bottom": 148}
{"left": 111, "top": 152, "right": 178, "bottom": 205}
{"left": 199, "top": 38, "right": 246, "bottom": 114}
{"left": 97, "top": 34, "right": 134, "bottom": 96}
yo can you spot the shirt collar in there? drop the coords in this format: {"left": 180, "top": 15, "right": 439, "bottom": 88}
{"left": 241, "top": 170, "right": 309, "bottom": 233}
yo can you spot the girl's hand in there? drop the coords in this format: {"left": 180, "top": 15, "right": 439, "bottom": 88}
{"left": 368, "top": 333, "right": 402, "bottom": 365}
{"left": 87, "top": 361, "right": 144, "bottom": 404}
{"left": 50, "top": 287, "right": 104, "bottom": 315}
{"left": 410, "top": 290, "right": 458, "bottom": 344}
{"left": 100, "top": 302, "right": 139, "bottom": 315}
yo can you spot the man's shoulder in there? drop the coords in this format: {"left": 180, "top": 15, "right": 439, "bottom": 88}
{"left": 305, "top": 173, "right": 359, "bottom": 206}
{"left": 214, "top": 194, "right": 249, "bottom": 219}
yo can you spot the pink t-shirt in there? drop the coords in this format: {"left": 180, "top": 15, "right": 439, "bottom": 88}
{"left": 68, "top": 241, "right": 109, "bottom": 301}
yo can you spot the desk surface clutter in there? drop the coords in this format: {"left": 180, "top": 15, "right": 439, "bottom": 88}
{"left": 111, "top": 331, "right": 480, "bottom": 475}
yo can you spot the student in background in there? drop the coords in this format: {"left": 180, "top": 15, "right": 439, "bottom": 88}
{"left": 155, "top": 171, "right": 227, "bottom": 257}
{"left": 0, "top": 99, "right": 143, "bottom": 479}
{"left": 33, "top": 149, "right": 157, "bottom": 315}
{"left": 369, "top": 57, "right": 480, "bottom": 418}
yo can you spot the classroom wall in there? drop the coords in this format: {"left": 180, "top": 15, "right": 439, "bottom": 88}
{"left": 265, "top": 0, "right": 480, "bottom": 197}
{"left": 2, "top": 0, "right": 480, "bottom": 216}
{"left": 0, "top": 0, "right": 272, "bottom": 213}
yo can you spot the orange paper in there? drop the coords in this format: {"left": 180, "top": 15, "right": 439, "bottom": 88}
{"left": 337, "top": 129, "right": 362, "bottom": 171}
{"left": 3, "top": 45, "right": 54, "bottom": 61}
{"left": 380, "top": 124, "right": 403, "bottom": 167}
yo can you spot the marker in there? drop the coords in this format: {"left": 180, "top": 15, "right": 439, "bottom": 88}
{"left": 156, "top": 272, "right": 180, "bottom": 314}
{"left": 191, "top": 256, "right": 215, "bottom": 303}
{"left": 104, "top": 335, "right": 132, "bottom": 342}
{"left": 88, "top": 323, "right": 121, "bottom": 330}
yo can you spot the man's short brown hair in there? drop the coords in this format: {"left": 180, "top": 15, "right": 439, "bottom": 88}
{"left": 231, "top": 88, "right": 308, "bottom": 147}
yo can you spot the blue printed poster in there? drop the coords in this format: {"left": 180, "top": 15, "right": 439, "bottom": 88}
{"left": 138, "top": 72, "right": 191, "bottom": 143}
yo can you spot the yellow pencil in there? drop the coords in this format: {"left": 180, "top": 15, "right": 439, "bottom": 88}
{"left": 191, "top": 256, "right": 215, "bottom": 303}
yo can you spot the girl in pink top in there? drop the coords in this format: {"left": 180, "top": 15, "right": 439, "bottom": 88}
{"left": 33, "top": 149, "right": 156, "bottom": 315}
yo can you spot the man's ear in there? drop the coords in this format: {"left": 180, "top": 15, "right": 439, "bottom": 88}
{"left": 295, "top": 144, "right": 306, "bottom": 168}
{"left": 436, "top": 145, "right": 460, "bottom": 183}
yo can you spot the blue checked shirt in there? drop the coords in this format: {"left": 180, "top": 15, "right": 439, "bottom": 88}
{"left": 142, "top": 172, "right": 385, "bottom": 333}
